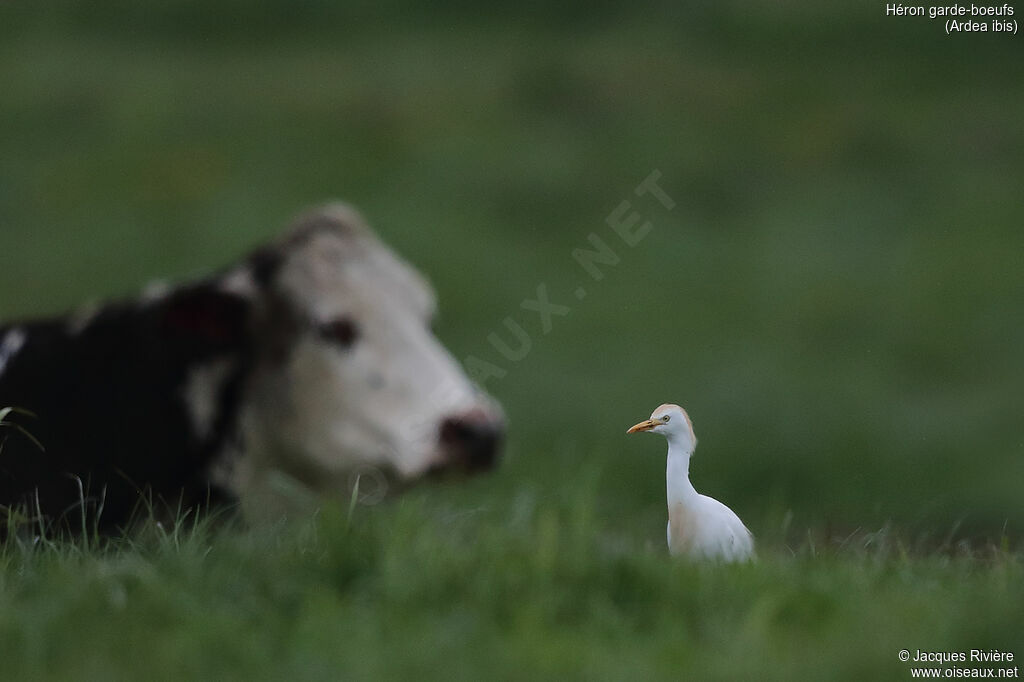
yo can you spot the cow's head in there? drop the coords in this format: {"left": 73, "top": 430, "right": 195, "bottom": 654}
{"left": 191, "top": 204, "right": 504, "bottom": 508}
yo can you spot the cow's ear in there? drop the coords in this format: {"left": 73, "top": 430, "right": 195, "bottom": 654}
{"left": 247, "top": 246, "right": 283, "bottom": 288}
{"left": 159, "top": 285, "right": 251, "bottom": 350}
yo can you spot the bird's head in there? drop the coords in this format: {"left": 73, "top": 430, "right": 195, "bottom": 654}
{"left": 627, "top": 403, "right": 697, "bottom": 451}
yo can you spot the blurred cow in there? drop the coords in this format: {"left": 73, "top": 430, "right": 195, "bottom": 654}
{"left": 0, "top": 204, "right": 504, "bottom": 529}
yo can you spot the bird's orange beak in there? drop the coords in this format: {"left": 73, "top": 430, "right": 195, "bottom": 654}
{"left": 627, "top": 419, "right": 657, "bottom": 434}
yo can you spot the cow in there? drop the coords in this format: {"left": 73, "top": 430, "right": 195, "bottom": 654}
{"left": 0, "top": 203, "right": 504, "bottom": 532}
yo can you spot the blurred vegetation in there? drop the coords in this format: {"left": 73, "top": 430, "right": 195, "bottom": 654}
{"left": 1, "top": 498, "right": 1022, "bottom": 681}
{"left": 0, "top": 1, "right": 1022, "bottom": 677}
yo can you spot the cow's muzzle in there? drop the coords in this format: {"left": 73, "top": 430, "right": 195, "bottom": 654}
{"left": 439, "top": 408, "right": 504, "bottom": 472}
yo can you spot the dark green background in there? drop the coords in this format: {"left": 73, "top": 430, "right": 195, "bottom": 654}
{"left": 2, "top": 1, "right": 1022, "bottom": 541}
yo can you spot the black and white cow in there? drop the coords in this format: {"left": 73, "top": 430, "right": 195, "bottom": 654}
{"left": 0, "top": 203, "right": 504, "bottom": 530}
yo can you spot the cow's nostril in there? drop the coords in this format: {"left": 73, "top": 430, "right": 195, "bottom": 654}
{"left": 440, "top": 413, "right": 504, "bottom": 471}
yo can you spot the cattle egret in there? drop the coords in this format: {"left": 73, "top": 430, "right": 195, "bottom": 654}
{"left": 627, "top": 404, "right": 754, "bottom": 562}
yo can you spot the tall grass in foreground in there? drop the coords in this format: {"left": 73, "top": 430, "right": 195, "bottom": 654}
{"left": 0, "top": 407, "right": 43, "bottom": 451}
{"left": 1, "top": 487, "right": 1020, "bottom": 681}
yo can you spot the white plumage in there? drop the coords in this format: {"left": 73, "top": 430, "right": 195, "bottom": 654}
{"left": 627, "top": 403, "right": 754, "bottom": 562}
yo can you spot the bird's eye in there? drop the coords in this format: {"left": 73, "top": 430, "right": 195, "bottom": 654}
{"left": 318, "top": 317, "right": 359, "bottom": 349}
{"left": 663, "top": 415, "right": 671, "bottom": 422}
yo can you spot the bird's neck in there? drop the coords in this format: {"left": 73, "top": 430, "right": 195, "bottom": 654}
{"left": 665, "top": 438, "right": 697, "bottom": 506}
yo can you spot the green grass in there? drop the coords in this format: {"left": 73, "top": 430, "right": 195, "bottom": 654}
{"left": 1, "top": 491, "right": 1021, "bottom": 681}
{"left": 2, "top": 1, "right": 1023, "bottom": 678}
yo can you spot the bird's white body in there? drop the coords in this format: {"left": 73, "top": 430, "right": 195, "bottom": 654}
{"left": 629, "top": 404, "right": 754, "bottom": 562}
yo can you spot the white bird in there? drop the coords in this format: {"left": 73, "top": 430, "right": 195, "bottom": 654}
{"left": 627, "top": 403, "right": 754, "bottom": 562}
